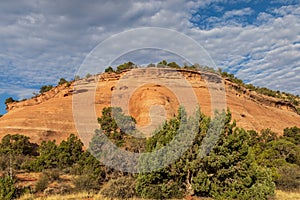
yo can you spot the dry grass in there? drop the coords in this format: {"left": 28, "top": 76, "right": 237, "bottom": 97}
{"left": 18, "top": 192, "right": 92, "bottom": 200}
{"left": 19, "top": 190, "right": 300, "bottom": 200}
{"left": 18, "top": 192, "right": 145, "bottom": 200}
{"left": 275, "top": 190, "right": 300, "bottom": 200}
{"left": 18, "top": 192, "right": 212, "bottom": 200}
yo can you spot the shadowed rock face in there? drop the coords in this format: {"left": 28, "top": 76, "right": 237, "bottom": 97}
{"left": 0, "top": 68, "right": 300, "bottom": 145}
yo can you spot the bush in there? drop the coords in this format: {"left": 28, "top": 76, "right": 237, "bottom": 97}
{"left": 57, "top": 134, "right": 84, "bottom": 168}
{"left": 0, "top": 134, "right": 38, "bottom": 156}
{"left": 39, "top": 85, "right": 53, "bottom": 94}
{"left": 29, "top": 140, "right": 58, "bottom": 171}
{"left": 58, "top": 78, "right": 68, "bottom": 85}
{"left": 43, "top": 169, "right": 60, "bottom": 182}
{"left": 72, "top": 175, "right": 99, "bottom": 191}
{"left": 136, "top": 179, "right": 183, "bottom": 199}
{"left": 4, "top": 97, "right": 16, "bottom": 104}
{"left": 167, "top": 61, "right": 181, "bottom": 68}
{"left": 35, "top": 174, "right": 49, "bottom": 192}
{"left": 100, "top": 176, "right": 136, "bottom": 199}
{"left": 104, "top": 66, "right": 114, "bottom": 73}
{"left": 116, "top": 62, "right": 135, "bottom": 73}
{"left": 147, "top": 63, "right": 156, "bottom": 68}
{"left": 283, "top": 126, "right": 300, "bottom": 145}
{"left": 276, "top": 164, "right": 300, "bottom": 191}
{"left": 136, "top": 109, "right": 275, "bottom": 199}
{"left": 85, "top": 73, "right": 92, "bottom": 78}
{"left": 0, "top": 176, "right": 17, "bottom": 200}
{"left": 0, "top": 155, "right": 8, "bottom": 171}
{"left": 158, "top": 60, "right": 167, "bottom": 66}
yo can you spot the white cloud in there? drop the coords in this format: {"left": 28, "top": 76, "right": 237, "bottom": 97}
{"left": 17, "top": 13, "right": 45, "bottom": 25}
{"left": 185, "top": 3, "right": 300, "bottom": 94}
{"left": 0, "top": 85, "right": 37, "bottom": 100}
{"left": 0, "top": 0, "right": 299, "bottom": 98}
{"left": 223, "top": 7, "right": 254, "bottom": 18}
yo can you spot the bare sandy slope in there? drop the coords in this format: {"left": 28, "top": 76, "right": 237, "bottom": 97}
{"left": 0, "top": 68, "right": 299, "bottom": 145}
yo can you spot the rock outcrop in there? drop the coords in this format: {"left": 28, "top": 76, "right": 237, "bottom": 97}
{"left": 0, "top": 68, "right": 299, "bottom": 144}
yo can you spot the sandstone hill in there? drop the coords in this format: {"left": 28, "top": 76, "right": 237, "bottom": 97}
{"left": 0, "top": 68, "right": 299, "bottom": 145}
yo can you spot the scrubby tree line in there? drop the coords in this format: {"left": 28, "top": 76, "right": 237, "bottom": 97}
{"left": 104, "top": 60, "right": 216, "bottom": 74}
{"left": 0, "top": 133, "right": 112, "bottom": 199}
{"left": 1, "top": 107, "right": 300, "bottom": 199}
{"left": 104, "top": 61, "right": 137, "bottom": 73}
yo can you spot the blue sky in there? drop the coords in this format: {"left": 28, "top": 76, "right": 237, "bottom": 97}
{"left": 0, "top": 0, "right": 300, "bottom": 115}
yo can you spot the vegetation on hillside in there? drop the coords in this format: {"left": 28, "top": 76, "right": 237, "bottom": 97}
{"left": 3, "top": 61, "right": 299, "bottom": 115}
{"left": 57, "top": 78, "right": 69, "bottom": 86}
{"left": 91, "top": 107, "right": 145, "bottom": 151}
{"left": 3, "top": 77, "right": 72, "bottom": 108}
{"left": 4, "top": 97, "right": 17, "bottom": 105}
{"left": 219, "top": 70, "right": 300, "bottom": 107}
{"left": 40, "top": 77, "right": 72, "bottom": 95}
{"left": 1, "top": 61, "right": 300, "bottom": 199}
{"left": 104, "top": 66, "right": 114, "bottom": 73}
{"left": 0, "top": 176, "right": 18, "bottom": 200}
{"left": 105, "top": 111, "right": 300, "bottom": 198}
{"left": 104, "top": 62, "right": 137, "bottom": 73}
{"left": 103, "top": 61, "right": 299, "bottom": 111}
{"left": 135, "top": 109, "right": 275, "bottom": 199}
{"left": 1, "top": 107, "right": 299, "bottom": 199}
{"left": 39, "top": 85, "right": 53, "bottom": 94}
{"left": 85, "top": 73, "right": 92, "bottom": 79}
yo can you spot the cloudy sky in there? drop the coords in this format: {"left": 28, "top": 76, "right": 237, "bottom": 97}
{"left": 0, "top": 0, "right": 299, "bottom": 114}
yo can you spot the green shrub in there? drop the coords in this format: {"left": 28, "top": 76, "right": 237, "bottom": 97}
{"left": 283, "top": 126, "right": 300, "bottom": 145}
{"left": 58, "top": 78, "right": 68, "bottom": 85}
{"left": 167, "top": 61, "right": 181, "bottom": 68}
{"left": 39, "top": 85, "right": 53, "bottom": 94}
{"left": 4, "top": 97, "right": 16, "bottom": 104}
{"left": 116, "top": 62, "right": 135, "bottom": 72}
{"left": 92, "top": 107, "right": 136, "bottom": 148}
{"left": 57, "top": 134, "right": 84, "bottom": 168}
{"left": 137, "top": 109, "right": 275, "bottom": 200}
{"left": 104, "top": 66, "right": 114, "bottom": 73}
{"left": 29, "top": 134, "right": 84, "bottom": 171}
{"left": 29, "top": 140, "right": 58, "bottom": 171}
{"left": 136, "top": 178, "right": 184, "bottom": 199}
{"left": 158, "top": 60, "right": 167, "bottom": 66}
{"left": 0, "top": 176, "right": 17, "bottom": 200}
{"left": 0, "top": 155, "right": 8, "bottom": 171}
{"left": 0, "top": 134, "right": 38, "bottom": 156}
